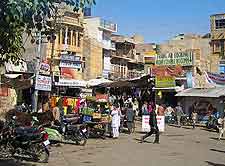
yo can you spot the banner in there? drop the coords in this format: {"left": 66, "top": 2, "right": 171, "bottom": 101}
{"left": 61, "top": 68, "right": 77, "bottom": 79}
{"left": 55, "top": 79, "right": 87, "bottom": 87}
{"left": 60, "top": 61, "right": 82, "bottom": 69}
{"left": 207, "top": 72, "right": 225, "bottom": 85}
{"left": 39, "top": 62, "right": 50, "bottom": 75}
{"left": 96, "top": 94, "right": 109, "bottom": 102}
{"left": 156, "top": 51, "right": 193, "bottom": 66}
{"left": 155, "top": 76, "right": 176, "bottom": 88}
{"left": 142, "top": 115, "right": 165, "bottom": 132}
{"left": 152, "top": 66, "right": 183, "bottom": 77}
{"left": 35, "top": 75, "right": 52, "bottom": 91}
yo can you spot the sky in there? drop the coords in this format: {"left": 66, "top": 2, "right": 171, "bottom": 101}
{"left": 92, "top": 0, "right": 225, "bottom": 44}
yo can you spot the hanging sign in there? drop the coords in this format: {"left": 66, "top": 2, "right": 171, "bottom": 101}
{"left": 35, "top": 75, "right": 52, "bottom": 91}
{"left": 59, "top": 61, "right": 82, "bottom": 69}
{"left": 40, "top": 62, "right": 50, "bottom": 75}
{"left": 155, "top": 76, "right": 176, "bottom": 88}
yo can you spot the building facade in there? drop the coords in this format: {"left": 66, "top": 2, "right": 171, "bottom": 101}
{"left": 84, "top": 17, "right": 117, "bottom": 80}
{"left": 110, "top": 35, "right": 144, "bottom": 80}
{"left": 210, "top": 13, "right": 225, "bottom": 73}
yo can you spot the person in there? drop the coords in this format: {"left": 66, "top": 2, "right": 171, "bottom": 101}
{"left": 218, "top": 115, "right": 225, "bottom": 140}
{"left": 142, "top": 101, "right": 148, "bottom": 115}
{"left": 141, "top": 107, "right": 160, "bottom": 144}
{"left": 132, "top": 98, "right": 139, "bottom": 117}
{"left": 165, "top": 106, "right": 174, "bottom": 124}
{"left": 126, "top": 103, "right": 135, "bottom": 134}
{"left": 191, "top": 111, "right": 198, "bottom": 129}
{"left": 157, "top": 104, "right": 165, "bottom": 116}
{"left": 111, "top": 104, "right": 120, "bottom": 139}
{"left": 175, "top": 103, "right": 184, "bottom": 127}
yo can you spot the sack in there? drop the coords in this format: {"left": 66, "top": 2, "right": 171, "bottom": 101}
{"left": 218, "top": 118, "right": 223, "bottom": 125}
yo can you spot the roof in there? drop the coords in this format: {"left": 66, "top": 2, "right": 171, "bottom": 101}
{"left": 176, "top": 87, "right": 225, "bottom": 98}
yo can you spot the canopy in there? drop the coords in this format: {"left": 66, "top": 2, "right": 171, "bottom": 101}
{"left": 176, "top": 87, "right": 225, "bottom": 98}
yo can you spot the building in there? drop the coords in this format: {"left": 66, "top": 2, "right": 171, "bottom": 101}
{"left": 210, "top": 13, "right": 225, "bottom": 73}
{"left": 23, "top": 5, "right": 85, "bottom": 84}
{"left": 84, "top": 17, "right": 117, "bottom": 80}
{"left": 110, "top": 34, "right": 144, "bottom": 80}
{"left": 158, "top": 33, "right": 211, "bottom": 74}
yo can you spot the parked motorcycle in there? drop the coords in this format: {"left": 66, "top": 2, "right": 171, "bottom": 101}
{"left": 206, "top": 115, "right": 219, "bottom": 132}
{"left": 45, "top": 119, "right": 87, "bottom": 146}
{"left": 0, "top": 117, "right": 50, "bottom": 163}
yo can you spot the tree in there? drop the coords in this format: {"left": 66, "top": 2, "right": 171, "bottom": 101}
{"left": 0, "top": 0, "right": 95, "bottom": 65}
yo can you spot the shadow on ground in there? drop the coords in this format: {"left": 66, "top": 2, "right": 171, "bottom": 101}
{"left": 210, "top": 149, "right": 225, "bottom": 154}
{"left": 206, "top": 161, "right": 225, "bottom": 166}
{"left": 0, "top": 158, "right": 36, "bottom": 166}
{"left": 201, "top": 128, "right": 218, "bottom": 133}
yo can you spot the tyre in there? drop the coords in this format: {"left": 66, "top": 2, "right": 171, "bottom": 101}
{"left": 33, "top": 144, "right": 49, "bottom": 163}
{"left": 73, "top": 132, "right": 87, "bottom": 146}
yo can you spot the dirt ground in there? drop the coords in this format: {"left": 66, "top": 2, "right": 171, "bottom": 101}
{"left": 1, "top": 124, "right": 225, "bottom": 166}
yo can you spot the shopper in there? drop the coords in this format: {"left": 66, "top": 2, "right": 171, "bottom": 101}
{"left": 191, "top": 111, "right": 198, "bottom": 129}
{"left": 132, "top": 98, "right": 139, "bottom": 117}
{"left": 141, "top": 107, "right": 160, "bottom": 144}
{"left": 175, "top": 103, "right": 184, "bottom": 127}
{"left": 111, "top": 104, "right": 120, "bottom": 139}
{"left": 126, "top": 103, "right": 135, "bottom": 134}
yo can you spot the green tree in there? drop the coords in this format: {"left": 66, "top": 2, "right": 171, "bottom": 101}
{"left": 0, "top": 0, "right": 95, "bottom": 65}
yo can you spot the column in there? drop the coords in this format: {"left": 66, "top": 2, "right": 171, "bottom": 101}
{"left": 64, "top": 26, "right": 68, "bottom": 50}
{"left": 59, "top": 28, "right": 63, "bottom": 45}
{"left": 71, "top": 30, "right": 73, "bottom": 46}
{"left": 76, "top": 31, "right": 79, "bottom": 47}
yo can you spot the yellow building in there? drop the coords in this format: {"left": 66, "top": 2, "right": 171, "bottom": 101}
{"left": 210, "top": 13, "right": 225, "bottom": 73}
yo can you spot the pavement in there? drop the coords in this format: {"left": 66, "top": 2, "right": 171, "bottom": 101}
{"left": 1, "top": 124, "right": 225, "bottom": 166}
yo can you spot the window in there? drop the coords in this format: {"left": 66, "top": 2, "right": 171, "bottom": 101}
{"left": 73, "top": 31, "right": 77, "bottom": 46}
{"left": 215, "top": 19, "right": 225, "bottom": 29}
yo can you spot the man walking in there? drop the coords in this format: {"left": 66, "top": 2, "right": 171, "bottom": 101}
{"left": 175, "top": 103, "right": 184, "bottom": 127}
{"left": 141, "top": 108, "right": 160, "bottom": 144}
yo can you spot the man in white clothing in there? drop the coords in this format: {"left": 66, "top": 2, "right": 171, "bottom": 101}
{"left": 111, "top": 105, "right": 120, "bottom": 138}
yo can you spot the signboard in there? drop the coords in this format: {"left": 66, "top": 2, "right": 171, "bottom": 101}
{"left": 155, "top": 76, "right": 176, "bottom": 88}
{"left": 156, "top": 51, "right": 193, "bottom": 66}
{"left": 207, "top": 72, "right": 225, "bottom": 85}
{"left": 144, "top": 57, "right": 155, "bottom": 64}
{"left": 40, "top": 63, "right": 50, "bottom": 75}
{"left": 35, "top": 75, "right": 52, "bottom": 91}
{"left": 60, "top": 61, "right": 82, "bottom": 69}
{"left": 61, "top": 54, "right": 81, "bottom": 61}
{"left": 142, "top": 115, "right": 165, "bottom": 132}
{"left": 96, "top": 94, "right": 109, "bottom": 102}
{"left": 5, "top": 60, "right": 27, "bottom": 73}
{"left": 55, "top": 79, "right": 86, "bottom": 87}
{"left": 61, "top": 68, "right": 77, "bottom": 79}
{"left": 152, "top": 66, "right": 183, "bottom": 77}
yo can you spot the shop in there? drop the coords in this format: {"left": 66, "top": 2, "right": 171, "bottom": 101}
{"left": 176, "top": 87, "right": 225, "bottom": 124}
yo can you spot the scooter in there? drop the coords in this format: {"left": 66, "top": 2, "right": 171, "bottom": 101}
{"left": 45, "top": 119, "right": 87, "bottom": 146}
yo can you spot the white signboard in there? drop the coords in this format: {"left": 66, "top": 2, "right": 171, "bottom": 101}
{"left": 142, "top": 115, "right": 165, "bottom": 132}
{"left": 59, "top": 61, "right": 82, "bottom": 69}
{"left": 55, "top": 78, "right": 87, "bottom": 87}
{"left": 35, "top": 75, "right": 52, "bottom": 91}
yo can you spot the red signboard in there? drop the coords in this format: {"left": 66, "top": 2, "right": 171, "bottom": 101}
{"left": 152, "top": 65, "right": 183, "bottom": 77}
{"left": 96, "top": 94, "right": 109, "bottom": 102}
{"left": 61, "top": 68, "right": 77, "bottom": 79}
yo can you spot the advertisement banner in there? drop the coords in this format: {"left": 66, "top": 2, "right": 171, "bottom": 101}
{"left": 55, "top": 79, "right": 87, "bottom": 87}
{"left": 156, "top": 51, "right": 193, "bottom": 66}
{"left": 61, "top": 68, "right": 77, "bottom": 79}
{"left": 152, "top": 66, "right": 183, "bottom": 77}
{"left": 39, "top": 62, "right": 50, "bottom": 75}
{"left": 155, "top": 76, "right": 176, "bottom": 88}
{"left": 142, "top": 115, "right": 165, "bottom": 132}
{"left": 61, "top": 54, "right": 81, "bottom": 61}
{"left": 96, "top": 94, "right": 109, "bottom": 102}
{"left": 207, "top": 72, "right": 225, "bottom": 85}
{"left": 35, "top": 75, "right": 52, "bottom": 91}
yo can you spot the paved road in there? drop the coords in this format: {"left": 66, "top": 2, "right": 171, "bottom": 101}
{"left": 1, "top": 125, "right": 225, "bottom": 166}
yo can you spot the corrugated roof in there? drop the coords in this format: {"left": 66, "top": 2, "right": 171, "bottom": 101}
{"left": 176, "top": 87, "right": 225, "bottom": 98}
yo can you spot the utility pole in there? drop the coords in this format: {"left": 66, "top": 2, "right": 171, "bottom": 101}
{"left": 33, "top": 31, "right": 42, "bottom": 112}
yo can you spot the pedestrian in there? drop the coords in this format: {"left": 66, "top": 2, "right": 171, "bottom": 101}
{"left": 175, "top": 103, "right": 184, "bottom": 127}
{"left": 191, "top": 111, "right": 198, "bottom": 129}
{"left": 132, "top": 98, "right": 139, "bottom": 117}
{"left": 111, "top": 104, "right": 120, "bottom": 139}
{"left": 142, "top": 101, "right": 148, "bottom": 115}
{"left": 141, "top": 107, "right": 160, "bottom": 144}
{"left": 218, "top": 115, "right": 225, "bottom": 140}
{"left": 126, "top": 103, "right": 135, "bottom": 134}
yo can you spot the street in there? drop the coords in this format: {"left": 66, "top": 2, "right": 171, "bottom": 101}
{"left": 1, "top": 124, "right": 225, "bottom": 166}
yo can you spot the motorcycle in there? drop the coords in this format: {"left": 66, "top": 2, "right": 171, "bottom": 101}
{"left": 206, "top": 115, "right": 219, "bottom": 132}
{"left": 0, "top": 117, "right": 50, "bottom": 163}
{"left": 45, "top": 119, "right": 87, "bottom": 146}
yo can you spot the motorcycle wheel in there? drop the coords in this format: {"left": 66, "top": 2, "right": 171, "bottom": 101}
{"left": 73, "top": 132, "right": 87, "bottom": 146}
{"left": 33, "top": 144, "right": 49, "bottom": 163}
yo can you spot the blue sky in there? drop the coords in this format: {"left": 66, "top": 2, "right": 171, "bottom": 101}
{"left": 92, "top": 0, "right": 225, "bottom": 43}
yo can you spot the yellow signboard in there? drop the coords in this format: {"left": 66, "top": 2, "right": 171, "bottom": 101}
{"left": 155, "top": 76, "right": 176, "bottom": 88}
{"left": 144, "top": 51, "right": 157, "bottom": 56}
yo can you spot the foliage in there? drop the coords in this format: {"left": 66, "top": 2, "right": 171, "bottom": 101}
{"left": 0, "top": 0, "right": 95, "bottom": 65}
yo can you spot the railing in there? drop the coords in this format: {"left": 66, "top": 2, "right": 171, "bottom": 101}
{"left": 100, "top": 19, "right": 117, "bottom": 32}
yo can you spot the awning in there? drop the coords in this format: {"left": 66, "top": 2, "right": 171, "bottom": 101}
{"left": 176, "top": 87, "right": 225, "bottom": 98}
{"left": 153, "top": 86, "right": 184, "bottom": 92}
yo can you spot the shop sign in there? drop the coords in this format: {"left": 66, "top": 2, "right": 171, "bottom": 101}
{"left": 156, "top": 51, "right": 193, "bottom": 66}
{"left": 142, "top": 115, "right": 165, "bottom": 132}
{"left": 61, "top": 54, "right": 81, "bottom": 61}
{"left": 60, "top": 61, "right": 82, "bottom": 69}
{"left": 96, "top": 94, "right": 109, "bottom": 102}
{"left": 152, "top": 66, "right": 183, "bottom": 77}
{"left": 55, "top": 78, "right": 87, "bottom": 87}
{"left": 144, "top": 56, "right": 155, "bottom": 64}
{"left": 40, "top": 63, "right": 50, "bottom": 75}
{"left": 35, "top": 75, "right": 52, "bottom": 91}
{"left": 155, "top": 76, "right": 176, "bottom": 88}
{"left": 61, "top": 68, "right": 77, "bottom": 79}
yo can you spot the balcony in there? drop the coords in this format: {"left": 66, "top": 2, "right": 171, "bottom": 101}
{"left": 100, "top": 19, "right": 117, "bottom": 32}
{"left": 111, "top": 50, "right": 136, "bottom": 61}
